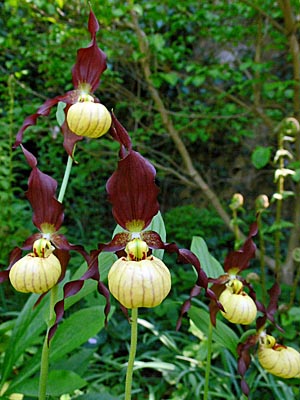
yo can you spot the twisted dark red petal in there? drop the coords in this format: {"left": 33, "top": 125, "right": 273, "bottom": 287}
{"left": 109, "top": 112, "right": 132, "bottom": 155}
{"left": 71, "top": 10, "right": 107, "bottom": 92}
{"left": 14, "top": 93, "right": 73, "bottom": 148}
{"left": 140, "top": 230, "right": 221, "bottom": 328}
{"left": 48, "top": 252, "right": 110, "bottom": 342}
{"left": 106, "top": 151, "right": 160, "bottom": 231}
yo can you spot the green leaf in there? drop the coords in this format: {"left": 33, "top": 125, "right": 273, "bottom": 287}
{"left": 251, "top": 146, "right": 272, "bottom": 169}
{"left": 76, "top": 394, "right": 120, "bottom": 400}
{"left": 13, "top": 370, "right": 87, "bottom": 396}
{"left": 5, "top": 306, "right": 114, "bottom": 393}
{"left": 0, "top": 294, "right": 50, "bottom": 387}
{"left": 56, "top": 101, "right": 66, "bottom": 126}
{"left": 188, "top": 306, "right": 239, "bottom": 356}
{"left": 190, "top": 236, "right": 224, "bottom": 278}
{"left": 292, "top": 168, "right": 300, "bottom": 183}
{"left": 148, "top": 211, "right": 166, "bottom": 259}
{"left": 160, "top": 72, "right": 179, "bottom": 86}
{"left": 50, "top": 306, "right": 109, "bottom": 362}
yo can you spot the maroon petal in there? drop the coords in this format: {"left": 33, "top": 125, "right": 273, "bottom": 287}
{"left": 256, "top": 282, "right": 283, "bottom": 332}
{"left": 71, "top": 10, "right": 107, "bottom": 92}
{"left": 0, "top": 247, "right": 23, "bottom": 283}
{"left": 224, "top": 221, "right": 258, "bottom": 272}
{"left": 109, "top": 113, "right": 132, "bottom": 155}
{"left": 61, "top": 121, "right": 84, "bottom": 158}
{"left": 140, "top": 230, "right": 222, "bottom": 327}
{"left": 106, "top": 151, "right": 160, "bottom": 231}
{"left": 48, "top": 251, "right": 110, "bottom": 342}
{"left": 21, "top": 145, "right": 64, "bottom": 232}
{"left": 14, "top": 93, "right": 73, "bottom": 148}
{"left": 237, "top": 334, "right": 259, "bottom": 397}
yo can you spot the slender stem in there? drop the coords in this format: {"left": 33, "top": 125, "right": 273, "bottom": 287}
{"left": 232, "top": 209, "right": 240, "bottom": 249}
{"left": 257, "top": 212, "right": 267, "bottom": 304}
{"left": 203, "top": 320, "right": 213, "bottom": 400}
{"left": 58, "top": 154, "right": 74, "bottom": 203}
{"left": 274, "top": 134, "right": 284, "bottom": 283}
{"left": 38, "top": 285, "right": 58, "bottom": 400}
{"left": 125, "top": 308, "right": 138, "bottom": 400}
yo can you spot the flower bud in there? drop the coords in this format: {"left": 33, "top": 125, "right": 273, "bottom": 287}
{"left": 229, "top": 193, "right": 244, "bottom": 211}
{"left": 219, "top": 279, "right": 257, "bottom": 325}
{"left": 108, "top": 255, "right": 171, "bottom": 309}
{"left": 255, "top": 194, "right": 269, "bottom": 211}
{"left": 67, "top": 99, "right": 111, "bottom": 138}
{"left": 258, "top": 334, "right": 300, "bottom": 378}
{"left": 9, "top": 239, "right": 61, "bottom": 294}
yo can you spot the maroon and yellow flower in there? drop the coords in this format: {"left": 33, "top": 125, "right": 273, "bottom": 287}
{"left": 14, "top": 9, "right": 112, "bottom": 156}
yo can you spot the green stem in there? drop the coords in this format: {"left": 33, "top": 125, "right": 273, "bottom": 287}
{"left": 232, "top": 209, "right": 239, "bottom": 249}
{"left": 58, "top": 154, "right": 74, "bottom": 203}
{"left": 203, "top": 320, "right": 213, "bottom": 400}
{"left": 125, "top": 308, "right": 138, "bottom": 400}
{"left": 38, "top": 285, "right": 58, "bottom": 400}
{"left": 257, "top": 212, "right": 267, "bottom": 304}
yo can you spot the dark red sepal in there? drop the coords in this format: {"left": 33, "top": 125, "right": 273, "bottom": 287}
{"left": 224, "top": 221, "right": 258, "bottom": 273}
{"left": 21, "top": 145, "right": 64, "bottom": 232}
{"left": 71, "top": 10, "right": 107, "bottom": 92}
{"left": 106, "top": 151, "right": 160, "bottom": 231}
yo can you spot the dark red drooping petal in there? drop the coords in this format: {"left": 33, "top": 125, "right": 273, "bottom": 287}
{"left": 256, "top": 282, "right": 282, "bottom": 332}
{"left": 21, "top": 145, "right": 64, "bottom": 232}
{"left": 48, "top": 252, "right": 110, "bottom": 342}
{"left": 71, "top": 10, "right": 107, "bottom": 92}
{"left": 224, "top": 221, "right": 258, "bottom": 272}
{"left": 0, "top": 247, "right": 23, "bottom": 283}
{"left": 140, "top": 230, "right": 222, "bottom": 328}
{"left": 109, "top": 113, "right": 132, "bottom": 155}
{"left": 106, "top": 151, "right": 160, "bottom": 231}
{"left": 14, "top": 93, "right": 73, "bottom": 148}
{"left": 61, "top": 120, "right": 84, "bottom": 158}
{"left": 237, "top": 334, "right": 259, "bottom": 397}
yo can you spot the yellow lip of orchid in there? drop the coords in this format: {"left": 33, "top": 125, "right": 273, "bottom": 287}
{"left": 258, "top": 334, "right": 300, "bottom": 379}
{"left": 108, "top": 239, "right": 171, "bottom": 309}
{"left": 219, "top": 279, "right": 257, "bottom": 325}
{"left": 9, "top": 239, "right": 61, "bottom": 294}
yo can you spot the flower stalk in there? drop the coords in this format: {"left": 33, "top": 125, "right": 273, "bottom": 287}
{"left": 203, "top": 320, "right": 213, "bottom": 400}
{"left": 125, "top": 308, "right": 139, "bottom": 400}
{"left": 38, "top": 284, "right": 58, "bottom": 400}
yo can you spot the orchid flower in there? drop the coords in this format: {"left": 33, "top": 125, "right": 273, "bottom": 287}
{"left": 0, "top": 145, "right": 109, "bottom": 311}
{"left": 49, "top": 117, "right": 221, "bottom": 338}
{"left": 14, "top": 9, "right": 111, "bottom": 157}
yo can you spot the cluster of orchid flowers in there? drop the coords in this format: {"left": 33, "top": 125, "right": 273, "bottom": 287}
{"left": 1, "top": 8, "right": 300, "bottom": 398}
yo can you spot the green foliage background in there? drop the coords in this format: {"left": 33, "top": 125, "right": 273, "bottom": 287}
{"left": 1, "top": 0, "right": 300, "bottom": 398}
